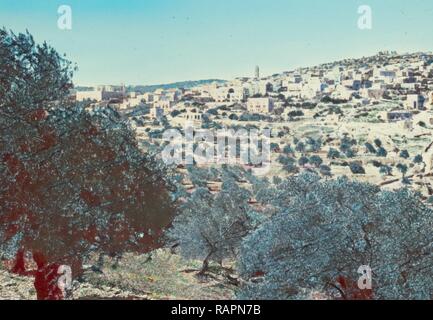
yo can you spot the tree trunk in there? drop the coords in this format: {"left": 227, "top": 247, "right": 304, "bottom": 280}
{"left": 336, "top": 276, "right": 373, "bottom": 300}
{"left": 90, "top": 253, "right": 105, "bottom": 273}
{"left": 32, "top": 252, "right": 63, "bottom": 300}
{"left": 198, "top": 250, "right": 214, "bottom": 276}
{"left": 11, "top": 249, "right": 26, "bottom": 275}
{"left": 34, "top": 264, "right": 63, "bottom": 300}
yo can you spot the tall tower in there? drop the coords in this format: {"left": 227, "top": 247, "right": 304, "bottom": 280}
{"left": 255, "top": 65, "right": 260, "bottom": 79}
{"left": 121, "top": 83, "right": 126, "bottom": 98}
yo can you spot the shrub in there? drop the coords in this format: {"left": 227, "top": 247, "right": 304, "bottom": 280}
{"left": 372, "top": 160, "right": 382, "bottom": 168}
{"left": 340, "top": 136, "right": 357, "bottom": 158}
{"left": 306, "top": 137, "right": 322, "bottom": 153}
{"left": 298, "top": 156, "right": 309, "bottom": 166}
{"left": 319, "top": 165, "right": 332, "bottom": 177}
{"left": 374, "top": 139, "right": 382, "bottom": 148}
{"left": 309, "top": 155, "right": 323, "bottom": 167}
{"left": 396, "top": 163, "right": 408, "bottom": 176}
{"left": 413, "top": 155, "right": 423, "bottom": 164}
{"left": 270, "top": 143, "right": 280, "bottom": 152}
{"left": 376, "top": 147, "right": 388, "bottom": 157}
{"left": 349, "top": 162, "right": 365, "bottom": 175}
{"left": 399, "top": 150, "right": 410, "bottom": 159}
{"left": 287, "top": 110, "right": 304, "bottom": 117}
{"left": 365, "top": 143, "right": 376, "bottom": 154}
{"left": 170, "top": 110, "right": 181, "bottom": 117}
{"left": 229, "top": 113, "right": 239, "bottom": 121}
{"left": 379, "top": 165, "right": 393, "bottom": 176}
{"left": 295, "top": 141, "right": 306, "bottom": 153}
{"left": 283, "top": 145, "right": 294, "bottom": 155}
{"left": 327, "top": 148, "right": 341, "bottom": 159}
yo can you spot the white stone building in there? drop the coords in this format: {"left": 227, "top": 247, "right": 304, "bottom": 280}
{"left": 76, "top": 88, "right": 125, "bottom": 102}
{"left": 151, "top": 98, "right": 174, "bottom": 118}
{"left": 406, "top": 94, "right": 426, "bottom": 110}
{"left": 247, "top": 97, "right": 274, "bottom": 114}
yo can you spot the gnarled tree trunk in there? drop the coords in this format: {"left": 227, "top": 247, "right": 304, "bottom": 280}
{"left": 32, "top": 252, "right": 63, "bottom": 300}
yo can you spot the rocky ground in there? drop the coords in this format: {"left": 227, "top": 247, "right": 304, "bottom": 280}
{"left": 0, "top": 249, "right": 235, "bottom": 300}
{"left": 0, "top": 268, "right": 149, "bottom": 300}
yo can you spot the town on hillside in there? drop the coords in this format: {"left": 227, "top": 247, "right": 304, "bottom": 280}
{"left": 73, "top": 51, "right": 433, "bottom": 201}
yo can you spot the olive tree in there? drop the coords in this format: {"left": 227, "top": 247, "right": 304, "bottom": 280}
{"left": 0, "top": 29, "right": 176, "bottom": 300}
{"left": 167, "top": 169, "right": 263, "bottom": 274}
{"left": 238, "top": 173, "right": 433, "bottom": 300}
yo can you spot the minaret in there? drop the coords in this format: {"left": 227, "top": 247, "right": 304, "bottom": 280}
{"left": 121, "top": 83, "right": 126, "bottom": 98}
{"left": 255, "top": 65, "right": 260, "bottom": 79}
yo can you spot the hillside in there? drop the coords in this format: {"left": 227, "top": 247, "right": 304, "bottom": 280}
{"left": 129, "top": 79, "right": 226, "bottom": 93}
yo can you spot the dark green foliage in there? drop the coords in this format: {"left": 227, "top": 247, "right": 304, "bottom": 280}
{"left": 309, "top": 155, "right": 323, "bottom": 167}
{"left": 365, "top": 142, "right": 376, "bottom": 154}
{"left": 295, "top": 141, "right": 306, "bottom": 153}
{"left": 379, "top": 165, "right": 393, "bottom": 176}
{"left": 238, "top": 173, "right": 433, "bottom": 300}
{"left": 298, "top": 156, "right": 309, "bottom": 166}
{"left": 349, "top": 162, "right": 365, "bottom": 174}
{"left": 327, "top": 148, "right": 341, "bottom": 159}
{"left": 396, "top": 163, "right": 408, "bottom": 176}
{"left": 413, "top": 154, "right": 423, "bottom": 164}
{"left": 168, "top": 167, "right": 263, "bottom": 273}
{"left": 399, "top": 150, "right": 410, "bottom": 159}
{"left": 283, "top": 145, "right": 294, "bottom": 155}
{"left": 376, "top": 147, "right": 388, "bottom": 157}
{"left": 374, "top": 139, "right": 382, "bottom": 148}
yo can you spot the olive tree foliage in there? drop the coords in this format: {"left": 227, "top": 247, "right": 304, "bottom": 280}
{"left": 167, "top": 166, "right": 265, "bottom": 273}
{"left": 0, "top": 29, "right": 74, "bottom": 110}
{"left": 238, "top": 173, "right": 433, "bottom": 300}
{"left": 0, "top": 29, "right": 176, "bottom": 299}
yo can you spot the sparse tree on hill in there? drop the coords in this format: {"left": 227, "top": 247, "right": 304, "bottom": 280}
{"left": 399, "top": 150, "right": 410, "bottom": 159}
{"left": 397, "top": 163, "right": 408, "bottom": 177}
{"left": 283, "top": 145, "right": 295, "bottom": 155}
{"left": 306, "top": 137, "right": 322, "bottom": 153}
{"left": 309, "top": 155, "right": 323, "bottom": 168}
{"left": 298, "top": 156, "right": 309, "bottom": 167}
{"left": 340, "top": 136, "right": 357, "bottom": 158}
{"left": 377, "top": 147, "right": 388, "bottom": 157}
{"left": 280, "top": 156, "right": 299, "bottom": 174}
{"left": 327, "top": 148, "right": 341, "bottom": 159}
{"left": 379, "top": 165, "right": 393, "bottom": 176}
{"left": 414, "top": 154, "right": 423, "bottom": 164}
{"left": 349, "top": 162, "right": 365, "bottom": 175}
{"left": 374, "top": 139, "right": 382, "bottom": 148}
{"left": 365, "top": 142, "right": 377, "bottom": 154}
{"left": 319, "top": 165, "right": 332, "bottom": 177}
{"left": 295, "top": 141, "right": 306, "bottom": 153}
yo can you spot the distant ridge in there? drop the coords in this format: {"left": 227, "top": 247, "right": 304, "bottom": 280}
{"left": 75, "top": 79, "right": 226, "bottom": 93}
{"left": 128, "top": 79, "right": 226, "bottom": 93}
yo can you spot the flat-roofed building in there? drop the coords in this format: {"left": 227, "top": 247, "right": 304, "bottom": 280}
{"left": 406, "top": 94, "right": 425, "bottom": 110}
{"left": 247, "top": 97, "right": 274, "bottom": 114}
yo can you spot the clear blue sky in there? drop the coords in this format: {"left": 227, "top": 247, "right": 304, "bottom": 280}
{"left": 1, "top": 0, "right": 433, "bottom": 86}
